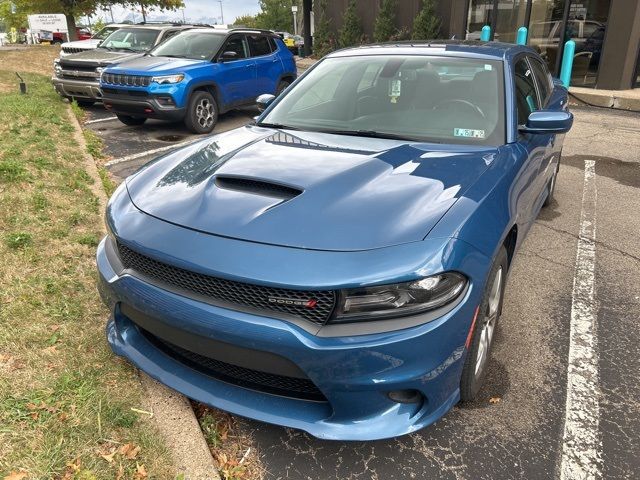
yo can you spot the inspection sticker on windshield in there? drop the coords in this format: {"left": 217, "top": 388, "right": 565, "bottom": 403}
{"left": 389, "top": 79, "right": 402, "bottom": 103}
{"left": 454, "top": 128, "right": 485, "bottom": 139}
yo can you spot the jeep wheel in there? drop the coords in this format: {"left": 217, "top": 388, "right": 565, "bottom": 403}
{"left": 276, "top": 80, "right": 290, "bottom": 96}
{"left": 185, "top": 91, "right": 218, "bottom": 134}
{"left": 116, "top": 114, "right": 147, "bottom": 126}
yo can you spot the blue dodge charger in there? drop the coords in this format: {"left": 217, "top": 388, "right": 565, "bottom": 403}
{"left": 98, "top": 41, "right": 573, "bottom": 440}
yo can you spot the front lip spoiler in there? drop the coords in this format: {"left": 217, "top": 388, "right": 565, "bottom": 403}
{"left": 107, "top": 312, "right": 461, "bottom": 441}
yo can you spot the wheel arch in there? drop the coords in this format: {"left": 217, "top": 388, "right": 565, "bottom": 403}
{"left": 187, "top": 81, "right": 225, "bottom": 112}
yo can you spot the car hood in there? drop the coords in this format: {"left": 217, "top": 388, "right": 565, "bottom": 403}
{"left": 107, "top": 55, "right": 209, "bottom": 74}
{"left": 126, "top": 126, "right": 496, "bottom": 251}
{"left": 61, "top": 39, "right": 101, "bottom": 49}
{"left": 59, "top": 48, "right": 143, "bottom": 67}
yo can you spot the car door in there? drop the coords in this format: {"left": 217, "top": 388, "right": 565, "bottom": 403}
{"left": 248, "top": 34, "right": 280, "bottom": 96}
{"left": 528, "top": 55, "right": 561, "bottom": 191}
{"left": 216, "top": 34, "right": 257, "bottom": 107}
{"left": 512, "top": 55, "right": 549, "bottom": 224}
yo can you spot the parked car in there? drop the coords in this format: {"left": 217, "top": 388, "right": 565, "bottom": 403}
{"left": 275, "top": 31, "right": 297, "bottom": 53}
{"left": 100, "top": 28, "right": 296, "bottom": 133}
{"left": 52, "top": 23, "right": 200, "bottom": 106}
{"left": 98, "top": 41, "right": 572, "bottom": 440}
{"left": 49, "top": 27, "right": 92, "bottom": 44}
{"left": 59, "top": 23, "right": 130, "bottom": 58}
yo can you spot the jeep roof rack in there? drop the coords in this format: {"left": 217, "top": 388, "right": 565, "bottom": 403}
{"left": 226, "top": 27, "right": 277, "bottom": 36}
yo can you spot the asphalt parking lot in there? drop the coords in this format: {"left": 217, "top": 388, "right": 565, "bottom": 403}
{"left": 82, "top": 103, "right": 640, "bottom": 479}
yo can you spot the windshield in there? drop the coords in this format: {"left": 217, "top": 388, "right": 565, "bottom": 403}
{"left": 260, "top": 55, "right": 505, "bottom": 146}
{"left": 100, "top": 28, "right": 159, "bottom": 52}
{"left": 151, "top": 31, "right": 227, "bottom": 60}
{"left": 92, "top": 26, "right": 118, "bottom": 40}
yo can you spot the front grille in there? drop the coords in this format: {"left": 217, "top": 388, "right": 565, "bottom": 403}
{"left": 62, "top": 47, "right": 88, "bottom": 54}
{"left": 117, "top": 242, "right": 336, "bottom": 325}
{"left": 102, "top": 73, "right": 151, "bottom": 87}
{"left": 141, "top": 328, "right": 327, "bottom": 401}
{"left": 59, "top": 61, "right": 99, "bottom": 71}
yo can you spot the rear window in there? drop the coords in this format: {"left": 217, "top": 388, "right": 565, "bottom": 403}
{"left": 248, "top": 35, "right": 272, "bottom": 57}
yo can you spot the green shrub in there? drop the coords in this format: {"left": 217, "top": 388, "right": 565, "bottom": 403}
{"left": 373, "top": 0, "right": 397, "bottom": 42}
{"left": 339, "top": 0, "right": 363, "bottom": 48}
{"left": 413, "top": 0, "right": 441, "bottom": 40}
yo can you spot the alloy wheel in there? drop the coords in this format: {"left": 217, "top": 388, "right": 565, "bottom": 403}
{"left": 195, "top": 98, "right": 215, "bottom": 129}
{"left": 475, "top": 267, "right": 502, "bottom": 377}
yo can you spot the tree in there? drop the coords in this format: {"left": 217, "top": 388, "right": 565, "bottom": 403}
{"left": 412, "top": 0, "right": 440, "bottom": 40}
{"left": 312, "top": 0, "right": 334, "bottom": 57}
{"left": 254, "top": 0, "right": 295, "bottom": 32}
{"left": 233, "top": 14, "right": 258, "bottom": 28}
{"left": 373, "top": 0, "right": 396, "bottom": 43}
{"left": 0, "top": 1, "right": 28, "bottom": 30}
{"left": 338, "top": 0, "right": 362, "bottom": 48}
{"left": 120, "top": 0, "right": 184, "bottom": 24}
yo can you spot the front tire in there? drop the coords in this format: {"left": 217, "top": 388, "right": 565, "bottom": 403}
{"left": 460, "top": 246, "right": 508, "bottom": 402}
{"left": 184, "top": 91, "right": 218, "bottom": 134}
{"left": 74, "top": 99, "right": 95, "bottom": 107}
{"left": 542, "top": 160, "right": 560, "bottom": 208}
{"left": 276, "top": 79, "right": 290, "bottom": 96}
{"left": 116, "top": 114, "right": 147, "bottom": 126}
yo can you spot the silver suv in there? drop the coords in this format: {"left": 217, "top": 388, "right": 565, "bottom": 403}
{"left": 52, "top": 23, "right": 202, "bottom": 106}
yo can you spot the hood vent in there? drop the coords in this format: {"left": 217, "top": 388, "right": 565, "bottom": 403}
{"left": 215, "top": 176, "right": 303, "bottom": 200}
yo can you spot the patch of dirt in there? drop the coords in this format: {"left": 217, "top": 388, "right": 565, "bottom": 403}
{"left": 0, "top": 45, "right": 60, "bottom": 76}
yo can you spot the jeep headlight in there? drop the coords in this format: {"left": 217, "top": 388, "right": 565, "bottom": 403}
{"left": 151, "top": 73, "right": 185, "bottom": 84}
{"left": 332, "top": 272, "right": 467, "bottom": 323}
{"left": 53, "top": 60, "right": 62, "bottom": 76}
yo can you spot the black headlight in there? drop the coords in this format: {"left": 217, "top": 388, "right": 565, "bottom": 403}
{"left": 332, "top": 272, "right": 467, "bottom": 323}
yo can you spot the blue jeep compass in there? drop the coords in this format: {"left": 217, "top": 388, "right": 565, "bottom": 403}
{"left": 100, "top": 28, "right": 296, "bottom": 133}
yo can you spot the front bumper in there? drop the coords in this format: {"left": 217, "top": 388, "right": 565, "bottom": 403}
{"left": 102, "top": 93, "right": 186, "bottom": 121}
{"left": 98, "top": 230, "right": 485, "bottom": 440}
{"left": 52, "top": 76, "right": 102, "bottom": 100}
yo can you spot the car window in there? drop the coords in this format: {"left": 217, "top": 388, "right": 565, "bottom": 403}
{"left": 267, "top": 36, "right": 278, "bottom": 51}
{"left": 248, "top": 34, "right": 272, "bottom": 57}
{"left": 100, "top": 28, "right": 160, "bottom": 52}
{"left": 150, "top": 31, "right": 227, "bottom": 60}
{"left": 160, "top": 29, "right": 181, "bottom": 42}
{"left": 93, "top": 26, "right": 117, "bottom": 40}
{"left": 261, "top": 55, "right": 506, "bottom": 146}
{"left": 222, "top": 35, "right": 248, "bottom": 59}
{"left": 528, "top": 57, "right": 552, "bottom": 107}
{"left": 514, "top": 58, "right": 540, "bottom": 125}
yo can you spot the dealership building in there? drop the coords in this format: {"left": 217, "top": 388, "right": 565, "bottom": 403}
{"left": 309, "top": 0, "right": 640, "bottom": 91}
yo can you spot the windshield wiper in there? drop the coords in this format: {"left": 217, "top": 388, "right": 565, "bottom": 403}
{"left": 317, "top": 129, "right": 415, "bottom": 141}
{"left": 162, "top": 54, "right": 187, "bottom": 58}
{"left": 256, "top": 122, "right": 301, "bottom": 131}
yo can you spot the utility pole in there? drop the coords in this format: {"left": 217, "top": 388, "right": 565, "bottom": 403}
{"left": 218, "top": 0, "right": 224, "bottom": 24}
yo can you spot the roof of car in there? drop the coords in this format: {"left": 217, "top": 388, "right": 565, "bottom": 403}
{"left": 327, "top": 40, "right": 535, "bottom": 61}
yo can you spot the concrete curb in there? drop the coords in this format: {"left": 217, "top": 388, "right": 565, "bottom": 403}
{"left": 569, "top": 86, "right": 640, "bottom": 111}
{"left": 67, "top": 105, "right": 221, "bottom": 480}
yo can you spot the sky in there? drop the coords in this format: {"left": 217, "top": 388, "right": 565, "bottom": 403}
{"left": 93, "top": 0, "right": 262, "bottom": 26}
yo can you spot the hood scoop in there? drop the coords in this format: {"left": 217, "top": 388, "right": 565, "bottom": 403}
{"left": 215, "top": 176, "right": 303, "bottom": 201}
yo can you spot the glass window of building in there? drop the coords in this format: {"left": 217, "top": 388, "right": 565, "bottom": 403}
{"left": 528, "top": 0, "right": 568, "bottom": 74}
{"left": 564, "top": 0, "right": 611, "bottom": 87}
{"left": 466, "top": 0, "right": 495, "bottom": 40}
{"left": 494, "top": 0, "right": 528, "bottom": 43}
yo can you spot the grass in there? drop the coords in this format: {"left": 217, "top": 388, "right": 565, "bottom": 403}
{"left": 0, "top": 50, "right": 173, "bottom": 478}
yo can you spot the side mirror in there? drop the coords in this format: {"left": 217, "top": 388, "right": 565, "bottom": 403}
{"left": 220, "top": 51, "right": 238, "bottom": 62}
{"left": 256, "top": 94, "right": 276, "bottom": 113}
{"left": 519, "top": 110, "right": 573, "bottom": 134}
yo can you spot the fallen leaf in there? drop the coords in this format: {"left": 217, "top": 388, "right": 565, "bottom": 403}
{"left": 119, "top": 443, "right": 141, "bottom": 460}
{"left": 4, "top": 471, "right": 28, "bottom": 480}
{"left": 134, "top": 463, "right": 147, "bottom": 479}
{"left": 43, "top": 345, "right": 58, "bottom": 354}
{"left": 100, "top": 450, "right": 117, "bottom": 463}
{"left": 57, "top": 412, "right": 68, "bottom": 422}
{"left": 489, "top": 397, "right": 501, "bottom": 404}
{"left": 50, "top": 325, "right": 61, "bottom": 332}
{"left": 115, "top": 465, "right": 124, "bottom": 480}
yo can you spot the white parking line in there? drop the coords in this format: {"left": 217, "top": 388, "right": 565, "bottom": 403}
{"left": 104, "top": 139, "right": 198, "bottom": 167}
{"left": 560, "top": 159, "right": 601, "bottom": 480}
{"left": 85, "top": 116, "right": 118, "bottom": 125}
